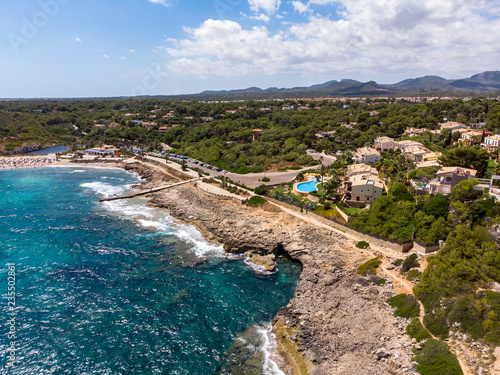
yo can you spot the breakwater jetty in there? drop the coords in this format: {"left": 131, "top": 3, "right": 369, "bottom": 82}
{"left": 99, "top": 179, "right": 197, "bottom": 202}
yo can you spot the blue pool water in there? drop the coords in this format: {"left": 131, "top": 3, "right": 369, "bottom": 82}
{"left": 0, "top": 167, "right": 300, "bottom": 374}
{"left": 296, "top": 178, "right": 320, "bottom": 193}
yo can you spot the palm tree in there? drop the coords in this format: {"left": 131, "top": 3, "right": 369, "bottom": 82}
{"left": 318, "top": 163, "right": 328, "bottom": 185}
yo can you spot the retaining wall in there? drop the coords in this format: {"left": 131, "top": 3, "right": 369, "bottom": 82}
{"left": 413, "top": 240, "right": 440, "bottom": 254}
{"left": 334, "top": 206, "right": 356, "bottom": 223}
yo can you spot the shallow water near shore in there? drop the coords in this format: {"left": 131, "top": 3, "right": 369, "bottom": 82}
{"left": 0, "top": 167, "right": 301, "bottom": 374}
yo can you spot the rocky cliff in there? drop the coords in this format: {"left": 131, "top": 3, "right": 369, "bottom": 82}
{"left": 144, "top": 182, "right": 417, "bottom": 375}
{"left": 124, "top": 162, "right": 418, "bottom": 374}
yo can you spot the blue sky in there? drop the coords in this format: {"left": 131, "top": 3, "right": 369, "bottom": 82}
{"left": 1, "top": 0, "right": 499, "bottom": 98}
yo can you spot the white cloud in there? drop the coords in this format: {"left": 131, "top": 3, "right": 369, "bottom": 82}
{"left": 119, "top": 56, "right": 127, "bottom": 60}
{"left": 248, "top": 0, "right": 281, "bottom": 15}
{"left": 164, "top": 1, "right": 500, "bottom": 80}
{"left": 128, "top": 49, "right": 137, "bottom": 53}
{"left": 292, "top": 1, "right": 309, "bottom": 14}
{"left": 149, "top": 0, "right": 173, "bottom": 7}
{"left": 75, "top": 37, "right": 82, "bottom": 42}
{"left": 103, "top": 54, "right": 109, "bottom": 58}
{"left": 250, "top": 13, "right": 271, "bottom": 22}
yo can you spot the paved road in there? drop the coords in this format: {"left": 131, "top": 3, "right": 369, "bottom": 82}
{"left": 226, "top": 167, "right": 313, "bottom": 188}
{"left": 307, "top": 149, "right": 337, "bottom": 166}
{"left": 145, "top": 155, "right": 321, "bottom": 189}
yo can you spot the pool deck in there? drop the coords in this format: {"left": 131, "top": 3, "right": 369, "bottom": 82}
{"left": 293, "top": 176, "right": 321, "bottom": 198}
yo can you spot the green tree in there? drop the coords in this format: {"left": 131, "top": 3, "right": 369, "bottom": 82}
{"left": 449, "top": 179, "right": 481, "bottom": 203}
{"left": 439, "top": 146, "right": 489, "bottom": 177}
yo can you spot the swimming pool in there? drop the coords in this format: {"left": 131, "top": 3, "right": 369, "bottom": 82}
{"left": 296, "top": 178, "right": 320, "bottom": 193}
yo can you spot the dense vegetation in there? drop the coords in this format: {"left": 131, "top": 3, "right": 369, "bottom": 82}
{"left": 414, "top": 225, "right": 500, "bottom": 343}
{"left": 2, "top": 97, "right": 500, "bottom": 173}
{"left": 351, "top": 179, "right": 500, "bottom": 243}
{"left": 412, "top": 339, "right": 463, "bottom": 375}
{"left": 386, "top": 294, "right": 421, "bottom": 319}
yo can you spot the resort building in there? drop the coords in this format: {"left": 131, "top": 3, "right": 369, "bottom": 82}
{"left": 481, "top": 135, "right": 500, "bottom": 152}
{"left": 345, "top": 163, "right": 378, "bottom": 178}
{"left": 426, "top": 167, "right": 477, "bottom": 195}
{"left": 350, "top": 177, "right": 384, "bottom": 204}
{"left": 459, "top": 130, "right": 484, "bottom": 146}
{"left": 315, "top": 130, "right": 336, "bottom": 139}
{"left": 252, "top": 129, "right": 263, "bottom": 141}
{"left": 415, "top": 160, "right": 441, "bottom": 169}
{"left": 404, "top": 127, "right": 429, "bottom": 137}
{"left": 85, "top": 145, "right": 120, "bottom": 156}
{"left": 353, "top": 147, "right": 381, "bottom": 163}
{"left": 396, "top": 140, "right": 425, "bottom": 154}
{"left": 342, "top": 164, "right": 384, "bottom": 204}
{"left": 142, "top": 122, "right": 157, "bottom": 130}
{"left": 201, "top": 117, "right": 214, "bottom": 122}
{"left": 374, "top": 136, "right": 396, "bottom": 152}
{"left": 470, "top": 122, "right": 486, "bottom": 129}
{"left": 439, "top": 121, "right": 468, "bottom": 132}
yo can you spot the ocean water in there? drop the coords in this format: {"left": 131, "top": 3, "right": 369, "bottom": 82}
{"left": 27, "top": 146, "right": 69, "bottom": 155}
{"left": 0, "top": 167, "right": 301, "bottom": 374}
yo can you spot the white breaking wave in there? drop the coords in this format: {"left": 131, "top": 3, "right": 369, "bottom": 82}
{"left": 173, "top": 223, "right": 224, "bottom": 258}
{"left": 69, "top": 169, "right": 86, "bottom": 173}
{"left": 89, "top": 189, "right": 224, "bottom": 258}
{"left": 80, "top": 181, "right": 129, "bottom": 198}
{"left": 258, "top": 324, "right": 288, "bottom": 375}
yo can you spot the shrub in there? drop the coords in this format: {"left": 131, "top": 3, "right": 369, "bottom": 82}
{"left": 407, "top": 269, "right": 422, "bottom": 281}
{"left": 246, "top": 196, "right": 267, "bottom": 207}
{"left": 406, "top": 318, "right": 432, "bottom": 342}
{"left": 412, "top": 339, "right": 463, "bottom": 375}
{"left": 323, "top": 202, "right": 331, "bottom": 210}
{"left": 254, "top": 184, "right": 267, "bottom": 195}
{"left": 357, "top": 257, "right": 380, "bottom": 275}
{"left": 356, "top": 241, "right": 370, "bottom": 249}
{"left": 393, "top": 259, "right": 404, "bottom": 267}
{"left": 262, "top": 177, "right": 270, "bottom": 182}
{"left": 377, "top": 278, "right": 386, "bottom": 286}
{"left": 423, "top": 311, "right": 449, "bottom": 339}
{"left": 401, "top": 253, "right": 420, "bottom": 273}
{"left": 387, "top": 294, "right": 420, "bottom": 319}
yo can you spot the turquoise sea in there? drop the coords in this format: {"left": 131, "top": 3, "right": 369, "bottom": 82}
{"left": 0, "top": 167, "right": 301, "bottom": 374}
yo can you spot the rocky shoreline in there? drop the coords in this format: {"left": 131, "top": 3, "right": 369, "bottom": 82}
{"left": 127, "top": 162, "right": 419, "bottom": 375}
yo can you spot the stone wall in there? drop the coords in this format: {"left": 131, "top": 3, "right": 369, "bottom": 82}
{"left": 413, "top": 240, "right": 440, "bottom": 254}
{"left": 334, "top": 206, "right": 355, "bottom": 223}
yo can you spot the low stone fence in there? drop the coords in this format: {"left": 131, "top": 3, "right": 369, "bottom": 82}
{"left": 334, "top": 206, "right": 356, "bottom": 223}
{"left": 194, "top": 182, "right": 248, "bottom": 205}
{"left": 413, "top": 239, "right": 441, "bottom": 254}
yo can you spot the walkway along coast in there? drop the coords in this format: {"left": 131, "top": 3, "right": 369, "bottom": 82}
{"left": 121, "top": 160, "right": 425, "bottom": 375}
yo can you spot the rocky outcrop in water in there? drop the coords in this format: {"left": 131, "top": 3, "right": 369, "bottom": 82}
{"left": 3, "top": 144, "right": 43, "bottom": 155}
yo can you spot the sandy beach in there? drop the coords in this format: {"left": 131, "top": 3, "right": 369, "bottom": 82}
{"left": 0, "top": 155, "right": 136, "bottom": 171}
{"left": 0, "top": 155, "right": 57, "bottom": 169}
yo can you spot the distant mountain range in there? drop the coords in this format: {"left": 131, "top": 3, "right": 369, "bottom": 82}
{"left": 182, "top": 70, "right": 500, "bottom": 99}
